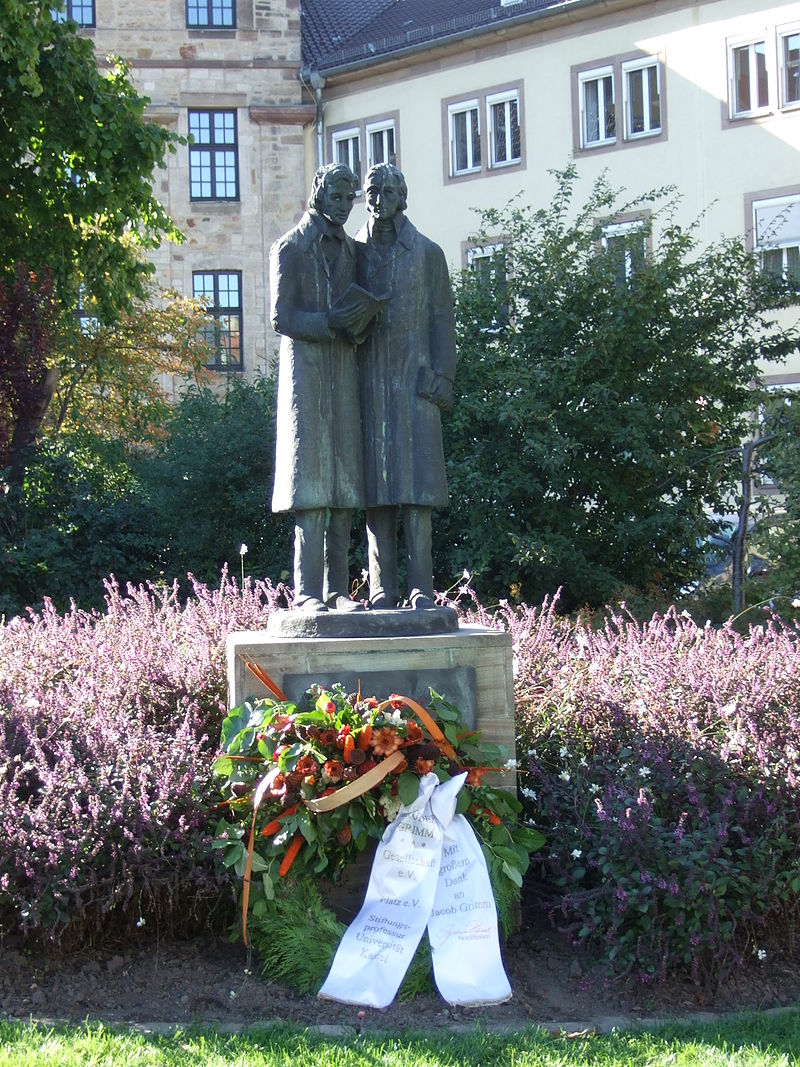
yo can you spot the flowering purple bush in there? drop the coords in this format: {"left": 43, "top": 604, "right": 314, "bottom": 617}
{"left": 0, "top": 570, "right": 286, "bottom": 943}
{"left": 453, "top": 593, "right": 800, "bottom": 987}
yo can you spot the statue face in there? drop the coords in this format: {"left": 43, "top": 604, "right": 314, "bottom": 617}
{"left": 319, "top": 178, "right": 357, "bottom": 226}
{"left": 366, "top": 178, "right": 402, "bottom": 222}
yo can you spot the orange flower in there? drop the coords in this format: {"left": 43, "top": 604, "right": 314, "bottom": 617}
{"left": 322, "top": 759, "right": 344, "bottom": 782}
{"left": 336, "top": 824, "right": 352, "bottom": 845}
{"left": 319, "top": 729, "right": 338, "bottom": 746}
{"left": 370, "top": 727, "right": 402, "bottom": 757}
{"left": 404, "top": 723, "right": 423, "bottom": 744}
{"left": 415, "top": 757, "right": 435, "bottom": 775}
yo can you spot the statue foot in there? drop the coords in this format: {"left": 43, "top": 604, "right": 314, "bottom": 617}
{"left": 370, "top": 591, "right": 398, "bottom": 609}
{"left": 295, "top": 596, "right": 328, "bottom": 613}
{"left": 410, "top": 590, "right": 436, "bottom": 610}
{"left": 326, "top": 594, "right": 364, "bottom": 612}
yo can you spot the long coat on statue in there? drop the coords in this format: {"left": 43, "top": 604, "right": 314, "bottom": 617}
{"left": 355, "top": 215, "right": 457, "bottom": 508}
{"left": 270, "top": 209, "right": 363, "bottom": 513}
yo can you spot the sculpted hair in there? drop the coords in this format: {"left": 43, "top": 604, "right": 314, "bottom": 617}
{"left": 308, "top": 163, "right": 359, "bottom": 210}
{"left": 364, "top": 163, "right": 408, "bottom": 211}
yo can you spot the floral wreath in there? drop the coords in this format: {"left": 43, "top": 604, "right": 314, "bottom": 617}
{"left": 209, "top": 663, "right": 543, "bottom": 992}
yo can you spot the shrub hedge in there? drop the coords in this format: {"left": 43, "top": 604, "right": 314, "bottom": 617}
{"left": 3, "top": 578, "right": 799, "bottom": 991}
{"left": 455, "top": 593, "right": 800, "bottom": 986}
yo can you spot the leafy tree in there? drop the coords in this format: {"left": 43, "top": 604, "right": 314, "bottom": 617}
{"left": 438, "top": 166, "right": 800, "bottom": 610}
{"left": 0, "top": 0, "right": 181, "bottom": 320}
{"left": 757, "top": 393, "right": 800, "bottom": 609}
{"left": 141, "top": 376, "right": 293, "bottom": 590}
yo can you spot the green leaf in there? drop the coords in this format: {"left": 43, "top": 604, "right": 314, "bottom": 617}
{"left": 501, "top": 861, "right": 523, "bottom": 888}
{"left": 397, "top": 771, "right": 420, "bottom": 806}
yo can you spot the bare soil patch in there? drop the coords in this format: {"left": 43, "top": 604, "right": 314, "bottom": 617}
{"left": 2, "top": 912, "right": 799, "bottom": 1032}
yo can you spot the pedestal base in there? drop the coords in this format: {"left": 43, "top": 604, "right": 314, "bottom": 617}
{"left": 226, "top": 623, "right": 515, "bottom": 788}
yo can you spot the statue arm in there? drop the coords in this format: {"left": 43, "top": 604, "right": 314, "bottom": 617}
{"left": 270, "top": 238, "right": 334, "bottom": 342}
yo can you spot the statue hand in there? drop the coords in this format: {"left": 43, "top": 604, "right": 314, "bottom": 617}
{"left": 422, "top": 372, "right": 454, "bottom": 412}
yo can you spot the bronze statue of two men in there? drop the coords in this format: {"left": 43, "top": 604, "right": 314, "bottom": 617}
{"left": 270, "top": 162, "right": 456, "bottom": 613}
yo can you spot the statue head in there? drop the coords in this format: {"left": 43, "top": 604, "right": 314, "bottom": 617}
{"left": 364, "top": 163, "right": 407, "bottom": 222}
{"left": 308, "top": 163, "right": 359, "bottom": 226}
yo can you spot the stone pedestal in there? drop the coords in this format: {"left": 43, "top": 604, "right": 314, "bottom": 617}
{"left": 226, "top": 622, "right": 515, "bottom": 788}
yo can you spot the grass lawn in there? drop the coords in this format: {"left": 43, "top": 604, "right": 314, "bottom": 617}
{"left": 1, "top": 1013, "right": 800, "bottom": 1066}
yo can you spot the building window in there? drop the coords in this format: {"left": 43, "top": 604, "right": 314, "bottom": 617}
{"left": 574, "top": 54, "right": 666, "bottom": 153}
{"left": 579, "top": 66, "right": 616, "bottom": 148}
{"left": 728, "top": 39, "right": 769, "bottom": 118}
{"left": 448, "top": 101, "right": 481, "bottom": 176}
{"left": 779, "top": 27, "right": 800, "bottom": 107}
{"left": 332, "top": 128, "right": 361, "bottom": 187}
{"left": 443, "top": 83, "right": 524, "bottom": 182}
{"left": 52, "top": 0, "right": 95, "bottom": 26}
{"left": 188, "top": 110, "right": 239, "bottom": 200}
{"left": 601, "top": 219, "right": 648, "bottom": 285}
{"left": 622, "top": 59, "right": 661, "bottom": 138}
{"left": 466, "top": 243, "right": 509, "bottom": 330}
{"left": 365, "top": 120, "right": 396, "bottom": 170}
{"left": 487, "top": 90, "right": 521, "bottom": 167}
{"left": 753, "top": 194, "right": 800, "bottom": 288}
{"left": 186, "top": 0, "right": 235, "bottom": 27}
{"left": 193, "top": 271, "right": 243, "bottom": 369}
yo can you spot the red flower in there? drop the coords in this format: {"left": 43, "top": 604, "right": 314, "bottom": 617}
{"left": 336, "top": 825, "right": 352, "bottom": 845}
{"left": 319, "top": 729, "right": 337, "bottom": 747}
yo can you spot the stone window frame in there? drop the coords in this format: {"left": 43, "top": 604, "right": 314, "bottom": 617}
{"left": 745, "top": 184, "right": 800, "bottom": 297}
{"left": 442, "top": 81, "right": 525, "bottom": 185}
{"left": 192, "top": 269, "right": 244, "bottom": 371}
{"left": 599, "top": 211, "right": 652, "bottom": 287}
{"left": 572, "top": 51, "right": 667, "bottom": 156}
{"left": 188, "top": 108, "right": 240, "bottom": 202}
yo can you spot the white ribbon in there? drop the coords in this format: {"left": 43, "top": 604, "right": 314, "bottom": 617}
{"left": 318, "top": 772, "right": 512, "bottom": 1008}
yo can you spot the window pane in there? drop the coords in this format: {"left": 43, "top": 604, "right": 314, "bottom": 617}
{"left": 648, "top": 65, "right": 661, "bottom": 129}
{"left": 584, "top": 81, "right": 600, "bottom": 143}
{"left": 755, "top": 41, "right": 768, "bottom": 108}
{"left": 211, "top": 0, "right": 233, "bottom": 26}
{"left": 787, "top": 245, "right": 800, "bottom": 285}
{"left": 71, "top": 0, "right": 94, "bottom": 24}
{"left": 453, "top": 111, "right": 468, "bottom": 171}
{"left": 386, "top": 127, "right": 396, "bottom": 165}
{"left": 602, "top": 75, "right": 615, "bottom": 138}
{"left": 370, "top": 130, "right": 384, "bottom": 164}
{"left": 509, "top": 99, "right": 520, "bottom": 160}
{"left": 628, "top": 69, "right": 645, "bottom": 134}
{"left": 187, "top": 0, "right": 203, "bottom": 26}
{"left": 214, "top": 112, "right": 236, "bottom": 144}
{"left": 785, "top": 32, "right": 800, "bottom": 103}
{"left": 189, "top": 112, "right": 210, "bottom": 144}
{"left": 761, "top": 249, "right": 784, "bottom": 278}
{"left": 190, "top": 150, "right": 212, "bottom": 197}
{"left": 493, "top": 101, "right": 507, "bottom": 163}
{"left": 734, "top": 45, "right": 751, "bottom": 112}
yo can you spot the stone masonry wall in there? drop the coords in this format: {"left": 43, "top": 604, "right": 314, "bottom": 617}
{"left": 83, "top": 0, "right": 311, "bottom": 383}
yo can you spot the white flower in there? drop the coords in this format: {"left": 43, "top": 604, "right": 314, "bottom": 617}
{"left": 792, "top": 598, "right": 800, "bottom": 609}
{"left": 239, "top": 543, "right": 248, "bottom": 556}
{"left": 229, "top": 990, "right": 237, "bottom": 999}
{"left": 361, "top": 569, "right": 369, "bottom": 581}
{"left": 136, "top": 917, "right": 146, "bottom": 928}
{"left": 504, "top": 759, "right": 518, "bottom": 770}
{"left": 24, "top": 697, "right": 40, "bottom": 709}
{"left": 462, "top": 569, "right": 471, "bottom": 580}
{"left": 571, "top": 848, "right": 582, "bottom": 860}
{"left": 579, "top": 757, "right": 588, "bottom": 767}
{"left": 589, "top": 783, "right": 601, "bottom": 794}
{"left": 382, "top": 794, "right": 403, "bottom": 822}
{"left": 756, "top": 948, "right": 767, "bottom": 961}
{"left": 520, "top": 787, "right": 537, "bottom": 800}
{"left": 638, "top": 766, "right": 651, "bottom": 778}
{"left": 559, "top": 746, "right": 569, "bottom": 758}
{"left": 559, "top": 770, "right": 571, "bottom": 782}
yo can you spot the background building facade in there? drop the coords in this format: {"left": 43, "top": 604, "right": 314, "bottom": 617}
{"left": 303, "top": 0, "right": 800, "bottom": 387}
